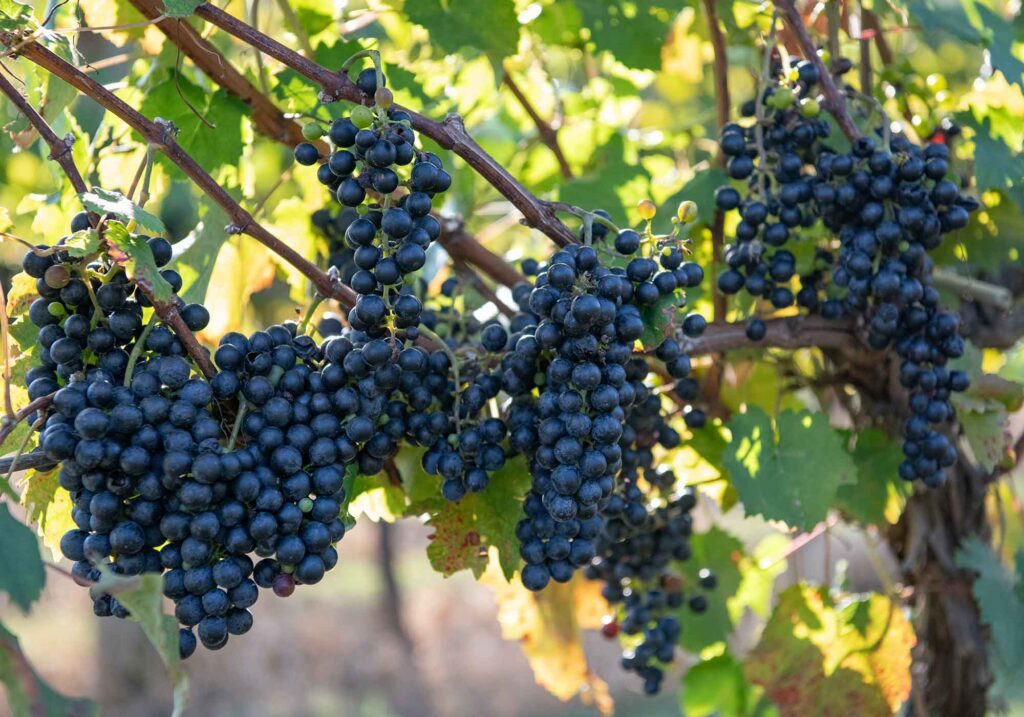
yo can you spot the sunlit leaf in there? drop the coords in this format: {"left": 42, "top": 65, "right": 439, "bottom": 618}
{"left": 723, "top": 407, "right": 856, "bottom": 531}
{"left": 746, "top": 584, "right": 915, "bottom": 715}
{"left": 104, "top": 221, "right": 174, "bottom": 303}
{"left": 79, "top": 188, "right": 165, "bottom": 235}
{"left": 482, "top": 560, "right": 612, "bottom": 712}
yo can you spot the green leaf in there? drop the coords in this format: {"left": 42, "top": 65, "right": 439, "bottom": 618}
{"left": 746, "top": 584, "right": 915, "bottom": 715}
{"left": 682, "top": 652, "right": 760, "bottom": 717}
{"left": 976, "top": 5, "right": 1024, "bottom": 92}
{"left": 162, "top": 0, "right": 203, "bottom": 17}
{"left": 0, "top": 621, "right": 97, "bottom": 717}
{"left": 954, "top": 398, "right": 1009, "bottom": 472}
{"left": 139, "top": 74, "right": 246, "bottom": 177}
{"left": 79, "top": 188, "right": 165, "bottom": 235}
{"left": 0, "top": 503, "right": 45, "bottom": 613}
{"left": 957, "top": 538, "right": 1024, "bottom": 708}
{"left": 723, "top": 407, "right": 856, "bottom": 531}
{"left": 175, "top": 204, "right": 230, "bottom": 304}
{"left": 836, "top": 428, "right": 910, "bottom": 526}
{"left": 639, "top": 288, "right": 685, "bottom": 350}
{"left": 62, "top": 229, "right": 101, "bottom": 258}
{"left": 559, "top": 134, "right": 645, "bottom": 223}
{"left": 406, "top": 453, "right": 532, "bottom": 580}
{"left": 903, "top": 0, "right": 982, "bottom": 45}
{"left": 575, "top": 0, "right": 676, "bottom": 70}
{"left": 94, "top": 569, "right": 189, "bottom": 716}
{"left": 529, "top": 2, "right": 583, "bottom": 47}
{"left": 0, "top": 0, "right": 31, "bottom": 31}
{"left": 104, "top": 222, "right": 175, "bottom": 303}
{"left": 956, "top": 110, "right": 1024, "bottom": 211}
{"left": 405, "top": 0, "right": 519, "bottom": 65}
{"left": 676, "top": 526, "right": 743, "bottom": 652}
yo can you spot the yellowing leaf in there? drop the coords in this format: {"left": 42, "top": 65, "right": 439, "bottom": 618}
{"left": 21, "top": 466, "right": 75, "bottom": 561}
{"left": 482, "top": 558, "right": 611, "bottom": 712}
{"left": 746, "top": 584, "right": 915, "bottom": 716}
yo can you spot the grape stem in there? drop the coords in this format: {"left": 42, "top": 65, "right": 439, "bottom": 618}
{"left": 226, "top": 399, "right": 247, "bottom": 452}
{"left": 297, "top": 295, "right": 326, "bottom": 336}
{"left": 501, "top": 70, "right": 573, "bottom": 179}
{"left": 753, "top": 11, "right": 777, "bottom": 200}
{"left": 773, "top": 0, "right": 862, "bottom": 142}
{"left": 416, "top": 324, "right": 461, "bottom": 434}
{"left": 123, "top": 313, "right": 159, "bottom": 387}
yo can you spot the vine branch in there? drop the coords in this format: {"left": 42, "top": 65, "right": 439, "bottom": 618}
{"left": 129, "top": 0, "right": 524, "bottom": 289}
{"left": 773, "top": 0, "right": 861, "bottom": 142}
{"left": 191, "top": 3, "right": 578, "bottom": 247}
{"left": 0, "top": 67, "right": 216, "bottom": 378}
{"left": 501, "top": 71, "right": 572, "bottom": 179}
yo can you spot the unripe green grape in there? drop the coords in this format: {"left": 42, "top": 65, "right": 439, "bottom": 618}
{"left": 799, "top": 97, "right": 820, "bottom": 118}
{"left": 302, "top": 122, "right": 324, "bottom": 140}
{"left": 351, "top": 105, "right": 374, "bottom": 129}
{"left": 676, "top": 200, "right": 698, "bottom": 224}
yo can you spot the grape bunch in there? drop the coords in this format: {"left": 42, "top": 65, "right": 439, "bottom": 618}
{"left": 505, "top": 211, "right": 706, "bottom": 592}
{"left": 24, "top": 214, "right": 352, "bottom": 658}
{"left": 713, "top": 56, "right": 977, "bottom": 486}
{"left": 293, "top": 67, "right": 450, "bottom": 337}
{"left": 587, "top": 489, "right": 714, "bottom": 694}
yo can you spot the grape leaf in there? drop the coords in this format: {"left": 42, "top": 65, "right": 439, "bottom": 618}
{"left": 956, "top": 110, "right": 1024, "bottom": 211}
{"left": 723, "top": 407, "right": 856, "bottom": 531}
{"left": 63, "top": 229, "right": 101, "bottom": 258}
{"left": 405, "top": 0, "right": 519, "bottom": 65}
{"left": 955, "top": 399, "right": 1010, "bottom": 472}
{"left": 104, "top": 222, "right": 174, "bottom": 303}
{"left": 559, "top": 134, "right": 645, "bottom": 224}
{"left": 93, "top": 569, "right": 189, "bottom": 716}
{"left": 675, "top": 526, "right": 743, "bottom": 652}
{"left": 682, "top": 652, "right": 761, "bottom": 717}
{"left": 746, "top": 584, "right": 915, "bottom": 716}
{"left": 975, "top": 5, "right": 1024, "bottom": 92}
{"left": 20, "top": 466, "right": 73, "bottom": 561}
{"left": 956, "top": 539, "right": 1024, "bottom": 709}
{"left": 404, "top": 453, "right": 531, "bottom": 580}
{"left": 79, "top": 188, "right": 165, "bottom": 235}
{"left": 0, "top": 503, "right": 45, "bottom": 613}
{"left": 482, "top": 563, "right": 613, "bottom": 711}
{"left": 0, "top": 621, "right": 97, "bottom": 717}
{"left": 529, "top": 2, "right": 584, "bottom": 48}
{"left": 162, "top": 0, "right": 203, "bottom": 17}
{"left": 0, "top": 0, "right": 31, "bottom": 31}
{"left": 836, "top": 428, "right": 910, "bottom": 526}
{"left": 575, "top": 0, "right": 677, "bottom": 70}
{"left": 639, "top": 288, "right": 685, "bottom": 350}
{"left": 139, "top": 75, "right": 246, "bottom": 178}
{"left": 903, "top": 0, "right": 982, "bottom": 45}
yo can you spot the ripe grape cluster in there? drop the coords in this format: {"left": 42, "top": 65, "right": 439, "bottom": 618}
{"left": 587, "top": 489, "right": 714, "bottom": 694}
{"left": 505, "top": 218, "right": 706, "bottom": 592}
{"left": 294, "top": 68, "right": 450, "bottom": 337}
{"left": 714, "top": 56, "right": 976, "bottom": 487}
